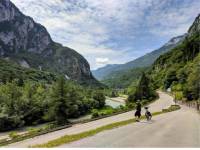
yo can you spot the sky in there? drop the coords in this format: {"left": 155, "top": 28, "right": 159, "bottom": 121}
{"left": 11, "top": 0, "right": 200, "bottom": 70}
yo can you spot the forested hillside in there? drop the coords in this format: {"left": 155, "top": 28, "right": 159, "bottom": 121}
{"left": 102, "top": 67, "right": 148, "bottom": 89}
{"left": 150, "top": 14, "right": 200, "bottom": 101}
{"left": 0, "top": 59, "right": 57, "bottom": 84}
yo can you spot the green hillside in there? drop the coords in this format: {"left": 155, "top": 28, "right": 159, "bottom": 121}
{"left": 150, "top": 32, "right": 200, "bottom": 101}
{"left": 102, "top": 67, "right": 148, "bottom": 89}
{"left": 0, "top": 59, "right": 57, "bottom": 84}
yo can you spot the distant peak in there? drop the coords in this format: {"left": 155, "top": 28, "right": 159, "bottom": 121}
{"left": 188, "top": 14, "right": 200, "bottom": 36}
{"left": 164, "top": 34, "right": 186, "bottom": 46}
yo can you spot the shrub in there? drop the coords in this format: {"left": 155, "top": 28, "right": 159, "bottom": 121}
{"left": 9, "top": 131, "right": 19, "bottom": 139}
{"left": 27, "top": 128, "right": 41, "bottom": 135}
{"left": 127, "top": 103, "right": 135, "bottom": 109}
{"left": 91, "top": 111, "right": 99, "bottom": 118}
{"left": 93, "top": 92, "right": 106, "bottom": 108}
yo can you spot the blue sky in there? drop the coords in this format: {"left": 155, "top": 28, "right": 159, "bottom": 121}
{"left": 11, "top": 0, "right": 200, "bottom": 70}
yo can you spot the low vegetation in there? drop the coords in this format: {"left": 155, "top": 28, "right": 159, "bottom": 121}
{"left": 91, "top": 105, "right": 129, "bottom": 119}
{"left": 9, "top": 132, "right": 20, "bottom": 139}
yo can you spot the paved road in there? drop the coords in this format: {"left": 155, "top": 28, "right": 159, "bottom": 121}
{"left": 60, "top": 106, "right": 200, "bottom": 148}
{"left": 5, "top": 91, "right": 174, "bottom": 148}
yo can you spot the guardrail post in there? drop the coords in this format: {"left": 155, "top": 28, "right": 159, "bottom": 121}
{"left": 197, "top": 101, "right": 200, "bottom": 111}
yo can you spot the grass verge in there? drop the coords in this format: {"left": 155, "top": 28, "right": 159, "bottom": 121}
{"left": 32, "top": 105, "right": 180, "bottom": 148}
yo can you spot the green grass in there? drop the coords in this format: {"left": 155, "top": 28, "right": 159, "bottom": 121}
{"left": 32, "top": 105, "right": 180, "bottom": 148}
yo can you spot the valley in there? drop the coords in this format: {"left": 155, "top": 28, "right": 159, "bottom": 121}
{"left": 0, "top": 0, "right": 199, "bottom": 148}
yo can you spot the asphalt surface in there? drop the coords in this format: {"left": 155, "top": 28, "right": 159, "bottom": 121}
{"left": 61, "top": 105, "right": 200, "bottom": 148}
{"left": 6, "top": 91, "right": 175, "bottom": 148}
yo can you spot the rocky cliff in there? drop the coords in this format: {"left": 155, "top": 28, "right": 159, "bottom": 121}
{"left": 0, "top": 0, "right": 99, "bottom": 86}
{"left": 188, "top": 14, "right": 200, "bottom": 36}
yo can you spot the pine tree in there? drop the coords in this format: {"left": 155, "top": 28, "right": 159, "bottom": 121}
{"left": 51, "top": 76, "right": 69, "bottom": 124}
{"left": 128, "top": 73, "right": 156, "bottom": 102}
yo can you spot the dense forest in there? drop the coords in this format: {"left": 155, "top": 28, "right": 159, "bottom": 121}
{"left": 0, "top": 59, "right": 57, "bottom": 84}
{"left": 0, "top": 70, "right": 106, "bottom": 131}
{"left": 102, "top": 67, "right": 148, "bottom": 89}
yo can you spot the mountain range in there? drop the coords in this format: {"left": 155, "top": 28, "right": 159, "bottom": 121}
{"left": 0, "top": 0, "right": 99, "bottom": 86}
{"left": 92, "top": 34, "right": 186, "bottom": 80}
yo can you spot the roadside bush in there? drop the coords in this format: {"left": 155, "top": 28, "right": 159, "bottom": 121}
{"left": 28, "top": 128, "right": 41, "bottom": 135}
{"left": 9, "top": 132, "right": 19, "bottom": 139}
{"left": 162, "top": 105, "right": 180, "bottom": 112}
{"left": 127, "top": 103, "right": 135, "bottom": 109}
{"left": 91, "top": 110, "right": 99, "bottom": 118}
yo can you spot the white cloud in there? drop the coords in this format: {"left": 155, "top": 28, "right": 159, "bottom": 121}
{"left": 145, "top": 0, "right": 200, "bottom": 36}
{"left": 10, "top": 0, "right": 200, "bottom": 69}
{"left": 95, "top": 57, "right": 109, "bottom": 67}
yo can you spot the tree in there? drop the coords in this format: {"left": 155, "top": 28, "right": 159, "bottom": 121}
{"left": 0, "top": 82, "right": 24, "bottom": 130}
{"left": 17, "top": 78, "right": 24, "bottom": 87}
{"left": 50, "top": 76, "right": 69, "bottom": 124}
{"left": 21, "top": 82, "right": 45, "bottom": 125}
{"left": 187, "top": 63, "right": 200, "bottom": 100}
{"left": 164, "top": 69, "right": 178, "bottom": 89}
{"left": 128, "top": 73, "right": 156, "bottom": 102}
{"left": 93, "top": 91, "right": 106, "bottom": 108}
{"left": 49, "top": 77, "right": 87, "bottom": 123}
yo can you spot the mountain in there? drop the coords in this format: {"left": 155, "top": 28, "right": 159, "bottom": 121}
{"left": 149, "top": 14, "right": 200, "bottom": 100}
{"left": 92, "top": 64, "right": 119, "bottom": 80}
{"left": 102, "top": 67, "right": 148, "bottom": 89}
{"left": 92, "top": 35, "right": 186, "bottom": 80}
{"left": 0, "top": 58, "right": 57, "bottom": 83}
{"left": 0, "top": 0, "right": 99, "bottom": 86}
{"left": 188, "top": 14, "right": 200, "bottom": 36}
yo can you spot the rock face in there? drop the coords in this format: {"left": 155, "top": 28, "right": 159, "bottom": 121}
{"left": 188, "top": 14, "right": 200, "bottom": 36}
{"left": 0, "top": 0, "right": 98, "bottom": 85}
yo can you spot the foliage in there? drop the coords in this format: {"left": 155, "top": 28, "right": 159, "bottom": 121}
{"left": 127, "top": 73, "right": 157, "bottom": 103}
{"left": 101, "top": 67, "right": 148, "bottom": 89}
{"left": 27, "top": 128, "right": 41, "bottom": 135}
{"left": 162, "top": 105, "right": 181, "bottom": 112}
{"left": 93, "top": 91, "right": 106, "bottom": 109}
{"left": 0, "top": 59, "right": 57, "bottom": 84}
{"left": 150, "top": 33, "right": 200, "bottom": 101}
{"left": 0, "top": 75, "right": 105, "bottom": 131}
{"left": 9, "top": 132, "right": 19, "bottom": 139}
{"left": 91, "top": 106, "right": 114, "bottom": 118}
